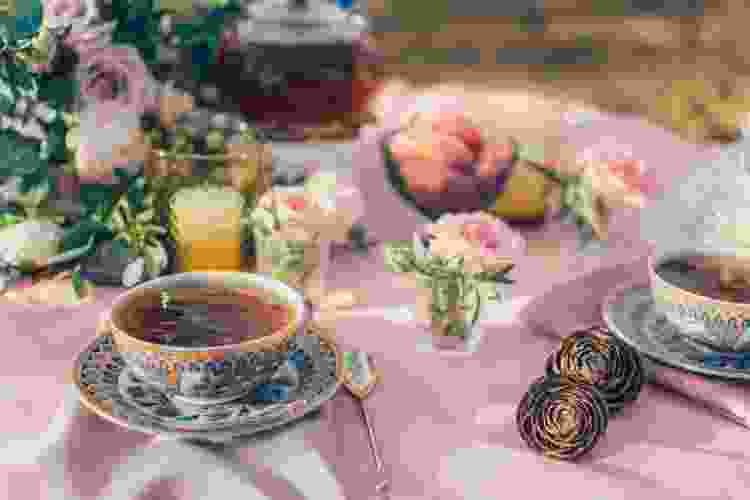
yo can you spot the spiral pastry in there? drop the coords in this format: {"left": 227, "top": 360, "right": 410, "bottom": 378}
{"left": 516, "top": 375, "right": 609, "bottom": 461}
{"left": 545, "top": 325, "right": 645, "bottom": 414}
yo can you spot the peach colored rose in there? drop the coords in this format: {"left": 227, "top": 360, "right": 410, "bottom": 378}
{"left": 422, "top": 212, "right": 524, "bottom": 273}
{"left": 258, "top": 188, "right": 328, "bottom": 230}
{"left": 75, "top": 112, "right": 148, "bottom": 184}
{"left": 583, "top": 158, "right": 647, "bottom": 210}
{"left": 158, "top": 89, "right": 196, "bottom": 129}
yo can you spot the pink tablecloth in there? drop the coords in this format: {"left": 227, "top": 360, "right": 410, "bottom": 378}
{"left": 4, "top": 108, "right": 740, "bottom": 500}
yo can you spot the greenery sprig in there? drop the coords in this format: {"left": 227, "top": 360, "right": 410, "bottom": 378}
{"left": 513, "top": 141, "right": 603, "bottom": 247}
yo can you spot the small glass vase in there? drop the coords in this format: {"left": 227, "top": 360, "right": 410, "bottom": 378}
{"left": 413, "top": 277, "right": 487, "bottom": 353}
{"left": 253, "top": 226, "right": 331, "bottom": 304}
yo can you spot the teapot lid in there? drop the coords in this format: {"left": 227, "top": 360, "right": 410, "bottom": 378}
{"left": 241, "top": 0, "right": 367, "bottom": 45}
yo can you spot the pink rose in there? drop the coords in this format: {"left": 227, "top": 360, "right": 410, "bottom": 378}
{"left": 44, "top": 0, "right": 113, "bottom": 55}
{"left": 65, "top": 23, "right": 117, "bottom": 58}
{"left": 584, "top": 158, "right": 648, "bottom": 210}
{"left": 77, "top": 46, "right": 159, "bottom": 121}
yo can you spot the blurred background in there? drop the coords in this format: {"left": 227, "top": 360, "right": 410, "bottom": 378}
{"left": 367, "top": 0, "right": 750, "bottom": 144}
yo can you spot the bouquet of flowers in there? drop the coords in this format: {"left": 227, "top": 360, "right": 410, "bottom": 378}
{"left": 0, "top": 0, "right": 247, "bottom": 295}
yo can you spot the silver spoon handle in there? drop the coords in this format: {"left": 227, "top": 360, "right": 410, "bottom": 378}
{"left": 360, "top": 399, "right": 385, "bottom": 473}
{"left": 360, "top": 400, "right": 390, "bottom": 496}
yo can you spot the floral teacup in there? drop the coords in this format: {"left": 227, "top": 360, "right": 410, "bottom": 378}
{"left": 109, "top": 272, "right": 306, "bottom": 405}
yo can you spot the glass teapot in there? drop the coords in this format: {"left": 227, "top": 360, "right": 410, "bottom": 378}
{"left": 209, "top": 0, "right": 382, "bottom": 129}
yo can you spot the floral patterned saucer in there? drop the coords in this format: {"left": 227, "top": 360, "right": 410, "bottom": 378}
{"left": 602, "top": 283, "right": 750, "bottom": 381}
{"left": 73, "top": 324, "right": 343, "bottom": 442}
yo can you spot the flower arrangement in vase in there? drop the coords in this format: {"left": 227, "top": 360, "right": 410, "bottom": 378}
{"left": 250, "top": 170, "right": 363, "bottom": 301}
{"left": 383, "top": 212, "right": 524, "bottom": 345}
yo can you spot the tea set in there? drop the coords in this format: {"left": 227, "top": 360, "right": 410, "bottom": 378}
{"left": 603, "top": 248, "right": 750, "bottom": 381}
{"left": 73, "top": 271, "right": 344, "bottom": 441}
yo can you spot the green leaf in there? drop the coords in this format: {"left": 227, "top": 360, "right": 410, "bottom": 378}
{"left": 43, "top": 118, "right": 67, "bottom": 162}
{"left": 476, "top": 282, "right": 499, "bottom": 303}
{"left": 343, "top": 351, "right": 354, "bottom": 371}
{"left": 16, "top": 259, "right": 36, "bottom": 273}
{"left": 109, "top": 237, "right": 133, "bottom": 257}
{"left": 59, "top": 219, "right": 112, "bottom": 252}
{"left": 445, "top": 319, "right": 468, "bottom": 337}
{"left": 78, "top": 182, "right": 119, "bottom": 217}
{"left": 382, "top": 241, "right": 415, "bottom": 274}
{"left": 142, "top": 252, "right": 156, "bottom": 278}
{"left": 36, "top": 72, "right": 75, "bottom": 110}
{"left": 0, "top": 79, "right": 14, "bottom": 109}
{"left": 0, "top": 129, "right": 47, "bottom": 183}
{"left": 515, "top": 142, "right": 547, "bottom": 165}
{"left": 72, "top": 266, "right": 85, "bottom": 299}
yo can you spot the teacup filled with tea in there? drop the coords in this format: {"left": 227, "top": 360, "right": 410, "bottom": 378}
{"left": 649, "top": 249, "right": 750, "bottom": 352}
{"left": 108, "top": 272, "right": 306, "bottom": 405}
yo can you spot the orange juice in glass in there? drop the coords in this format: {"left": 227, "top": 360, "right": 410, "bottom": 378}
{"left": 171, "top": 186, "right": 246, "bottom": 272}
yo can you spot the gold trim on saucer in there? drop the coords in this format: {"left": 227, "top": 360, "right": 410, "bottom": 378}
{"left": 72, "top": 320, "right": 343, "bottom": 431}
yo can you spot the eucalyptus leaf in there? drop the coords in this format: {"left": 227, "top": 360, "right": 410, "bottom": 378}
{"left": 476, "top": 281, "right": 499, "bottom": 303}
{"left": 113, "top": 201, "right": 129, "bottom": 224}
{"left": 115, "top": 232, "right": 133, "bottom": 244}
{"left": 145, "top": 224, "right": 167, "bottom": 235}
{"left": 136, "top": 208, "right": 156, "bottom": 223}
{"left": 142, "top": 251, "right": 156, "bottom": 279}
{"left": 47, "top": 235, "right": 96, "bottom": 267}
{"left": 445, "top": 320, "right": 467, "bottom": 337}
{"left": 383, "top": 242, "right": 415, "bottom": 274}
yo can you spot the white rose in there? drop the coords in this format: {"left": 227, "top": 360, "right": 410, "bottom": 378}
{"left": 0, "top": 219, "right": 62, "bottom": 268}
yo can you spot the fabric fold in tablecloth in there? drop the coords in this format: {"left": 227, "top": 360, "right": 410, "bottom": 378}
{"left": 519, "top": 256, "right": 750, "bottom": 430}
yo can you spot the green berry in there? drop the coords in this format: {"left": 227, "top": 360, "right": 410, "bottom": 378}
{"left": 206, "top": 129, "right": 224, "bottom": 152}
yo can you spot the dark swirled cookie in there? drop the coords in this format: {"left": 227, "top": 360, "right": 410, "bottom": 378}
{"left": 516, "top": 375, "right": 609, "bottom": 461}
{"left": 545, "top": 325, "right": 645, "bottom": 414}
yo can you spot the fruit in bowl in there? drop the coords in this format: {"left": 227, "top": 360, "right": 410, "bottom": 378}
{"left": 382, "top": 112, "right": 552, "bottom": 221}
{"left": 381, "top": 112, "right": 516, "bottom": 219}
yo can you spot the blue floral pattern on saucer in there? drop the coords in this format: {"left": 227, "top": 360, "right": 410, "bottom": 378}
{"left": 74, "top": 326, "right": 341, "bottom": 441}
{"left": 602, "top": 284, "right": 750, "bottom": 381}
